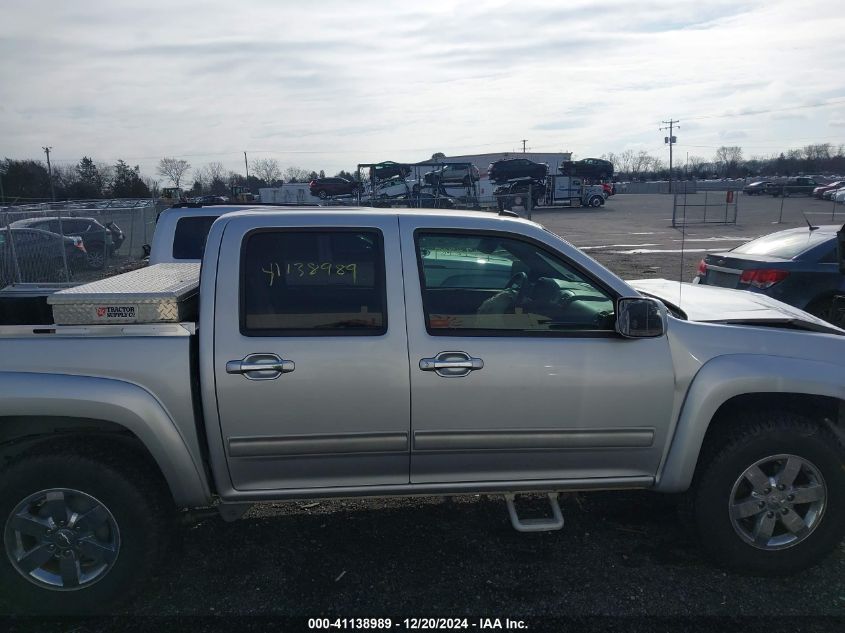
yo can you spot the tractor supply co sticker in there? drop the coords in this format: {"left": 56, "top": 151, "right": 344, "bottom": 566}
{"left": 95, "top": 305, "right": 136, "bottom": 319}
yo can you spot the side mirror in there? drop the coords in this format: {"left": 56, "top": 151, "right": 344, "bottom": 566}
{"left": 616, "top": 297, "right": 666, "bottom": 338}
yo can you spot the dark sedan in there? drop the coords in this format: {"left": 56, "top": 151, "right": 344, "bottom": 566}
{"left": 1, "top": 227, "right": 87, "bottom": 286}
{"left": 488, "top": 158, "right": 548, "bottom": 184}
{"left": 370, "top": 161, "right": 411, "bottom": 182}
{"left": 309, "top": 177, "right": 361, "bottom": 199}
{"left": 11, "top": 216, "right": 124, "bottom": 269}
{"left": 742, "top": 181, "right": 772, "bottom": 195}
{"left": 694, "top": 224, "right": 844, "bottom": 322}
{"left": 566, "top": 158, "right": 614, "bottom": 180}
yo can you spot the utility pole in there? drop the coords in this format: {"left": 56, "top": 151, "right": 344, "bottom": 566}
{"left": 243, "top": 151, "right": 249, "bottom": 184}
{"left": 659, "top": 120, "right": 679, "bottom": 193}
{"left": 43, "top": 146, "right": 56, "bottom": 201}
{"left": 43, "top": 145, "right": 68, "bottom": 279}
{"left": 521, "top": 139, "right": 528, "bottom": 153}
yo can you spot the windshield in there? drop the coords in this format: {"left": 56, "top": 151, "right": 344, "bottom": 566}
{"left": 731, "top": 231, "right": 830, "bottom": 259}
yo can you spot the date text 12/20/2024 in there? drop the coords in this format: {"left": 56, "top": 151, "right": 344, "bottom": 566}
{"left": 308, "top": 618, "right": 528, "bottom": 630}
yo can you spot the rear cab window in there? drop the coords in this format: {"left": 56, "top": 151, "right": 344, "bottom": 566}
{"left": 241, "top": 229, "right": 387, "bottom": 336}
{"left": 172, "top": 216, "right": 217, "bottom": 260}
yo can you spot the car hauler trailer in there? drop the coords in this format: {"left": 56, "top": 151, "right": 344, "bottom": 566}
{"left": 496, "top": 175, "right": 605, "bottom": 211}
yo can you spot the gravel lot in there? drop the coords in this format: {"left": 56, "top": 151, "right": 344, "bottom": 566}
{"left": 6, "top": 193, "right": 845, "bottom": 628}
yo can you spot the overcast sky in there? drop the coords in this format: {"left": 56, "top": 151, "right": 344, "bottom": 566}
{"left": 2, "top": 0, "right": 844, "bottom": 180}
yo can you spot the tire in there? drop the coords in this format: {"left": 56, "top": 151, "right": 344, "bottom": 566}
{"left": 589, "top": 196, "right": 603, "bottom": 208}
{"left": 687, "top": 410, "right": 845, "bottom": 575}
{"left": 318, "top": 190, "right": 328, "bottom": 200}
{"left": 0, "top": 445, "right": 174, "bottom": 614}
{"left": 85, "top": 244, "right": 106, "bottom": 270}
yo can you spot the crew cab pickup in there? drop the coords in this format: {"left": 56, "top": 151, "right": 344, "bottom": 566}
{"left": 1, "top": 208, "right": 844, "bottom": 613}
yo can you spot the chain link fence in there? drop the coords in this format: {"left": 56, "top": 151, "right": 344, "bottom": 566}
{"left": 1, "top": 199, "right": 157, "bottom": 288}
{"left": 672, "top": 191, "right": 739, "bottom": 227}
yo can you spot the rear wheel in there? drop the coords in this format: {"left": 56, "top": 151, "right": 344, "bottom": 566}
{"left": 0, "top": 447, "right": 173, "bottom": 613}
{"left": 687, "top": 411, "right": 845, "bottom": 574}
{"left": 85, "top": 243, "right": 106, "bottom": 269}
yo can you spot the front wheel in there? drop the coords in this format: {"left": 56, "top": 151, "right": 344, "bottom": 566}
{"left": 687, "top": 411, "right": 845, "bottom": 574}
{"left": 588, "top": 195, "right": 603, "bottom": 208}
{"left": 0, "top": 447, "right": 174, "bottom": 613}
{"left": 318, "top": 190, "right": 328, "bottom": 200}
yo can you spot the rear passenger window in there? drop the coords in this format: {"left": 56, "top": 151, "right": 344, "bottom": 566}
{"left": 172, "top": 216, "right": 217, "bottom": 260}
{"left": 241, "top": 230, "right": 386, "bottom": 336}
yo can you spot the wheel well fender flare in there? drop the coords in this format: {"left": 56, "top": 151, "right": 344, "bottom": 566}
{"left": 655, "top": 354, "right": 845, "bottom": 493}
{"left": 0, "top": 371, "right": 210, "bottom": 507}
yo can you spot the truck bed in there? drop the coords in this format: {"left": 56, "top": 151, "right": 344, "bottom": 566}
{"left": 0, "top": 320, "right": 204, "bottom": 479}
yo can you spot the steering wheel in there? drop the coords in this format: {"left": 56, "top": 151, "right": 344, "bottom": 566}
{"left": 504, "top": 272, "right": 529, "bottom": 310}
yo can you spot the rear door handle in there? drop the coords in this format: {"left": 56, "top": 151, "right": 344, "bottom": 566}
{"left": 419, "top": 351, "right": 483, "bottom": 378}
{"left": 226, "top": 353, "right": 295, "bottom": 380}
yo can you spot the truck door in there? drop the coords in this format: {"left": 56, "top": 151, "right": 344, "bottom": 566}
{"left": 212, "top": 215, "right": 410, "bottom": 490}
{"left": 400, "top": 218, "right": 676, "bottom": 485}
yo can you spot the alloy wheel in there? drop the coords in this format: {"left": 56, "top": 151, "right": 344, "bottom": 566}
{"left": 728, "top": 454, "right": 826, "bottom": 550}
{"left": 4, "top": 488, "right": 120, "bottom": 590}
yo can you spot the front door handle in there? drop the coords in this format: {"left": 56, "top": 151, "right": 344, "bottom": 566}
{"left": 419, "top": 351, "right": 484, "bottom": 378}
{"left": 226, "top": 353, "right": 295, "bottom": 380}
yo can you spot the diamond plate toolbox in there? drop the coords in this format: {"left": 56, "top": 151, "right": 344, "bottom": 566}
{"left": 48, "top": 263, "right": 201, "bottom": 325}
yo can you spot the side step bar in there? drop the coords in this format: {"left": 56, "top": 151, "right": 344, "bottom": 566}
{"left": 504, "top": 492, "right": 564, "bottom": 532}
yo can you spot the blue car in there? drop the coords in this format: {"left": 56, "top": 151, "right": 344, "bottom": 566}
{"left": 694, "top": 224, "right": 844, "bottom": 323}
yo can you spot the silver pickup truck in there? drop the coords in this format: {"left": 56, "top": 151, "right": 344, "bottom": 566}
{"left": 1, "top": 207, "right": 844, "bottom": 613}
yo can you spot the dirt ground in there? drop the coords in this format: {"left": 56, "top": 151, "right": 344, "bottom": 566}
{"left": 533, "top": 190, "right": 843, "bottom": 284}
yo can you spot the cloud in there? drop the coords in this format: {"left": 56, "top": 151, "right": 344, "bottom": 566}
{"left": 1, "top": 0, "right": 844, "bottom": 176}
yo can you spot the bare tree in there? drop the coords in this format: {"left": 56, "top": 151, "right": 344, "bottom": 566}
{"left": 142, "top": 177, "right": 160, "bottom": 197}
{"left": 686, "top": 155, "right": 707, "bottom": 177}
{"left": 283, "top": 166, "right": 311, "bottom": 183}
{"left": 252, "top": 158, "right": 282, "bottom": 184}
{"left": 157, "top": 157, "right": 191, "bottom": 188}
{"left": 802, "top": 143, "right": 832, "bottom": 161}
{"left": 205, "top": 161, "right": 225, "bottom": 183}
{"left": 617, "top": 150, "right": 635, "bottom": 175}
{"left": 649, "top": 157, "right": 666, "bottom": 174}
{"left": 600, "top": 152, "right": 618, "bottom": 174}
{"left": 630, "top": 151, "right": 652, "bottom": 178}
{"left": 714, "top": 146, "right": 743, "bottom": 177}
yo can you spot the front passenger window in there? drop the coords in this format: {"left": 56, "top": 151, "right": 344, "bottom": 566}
{"left": 416, "top": 233, "right": 615, "bottom": 334}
